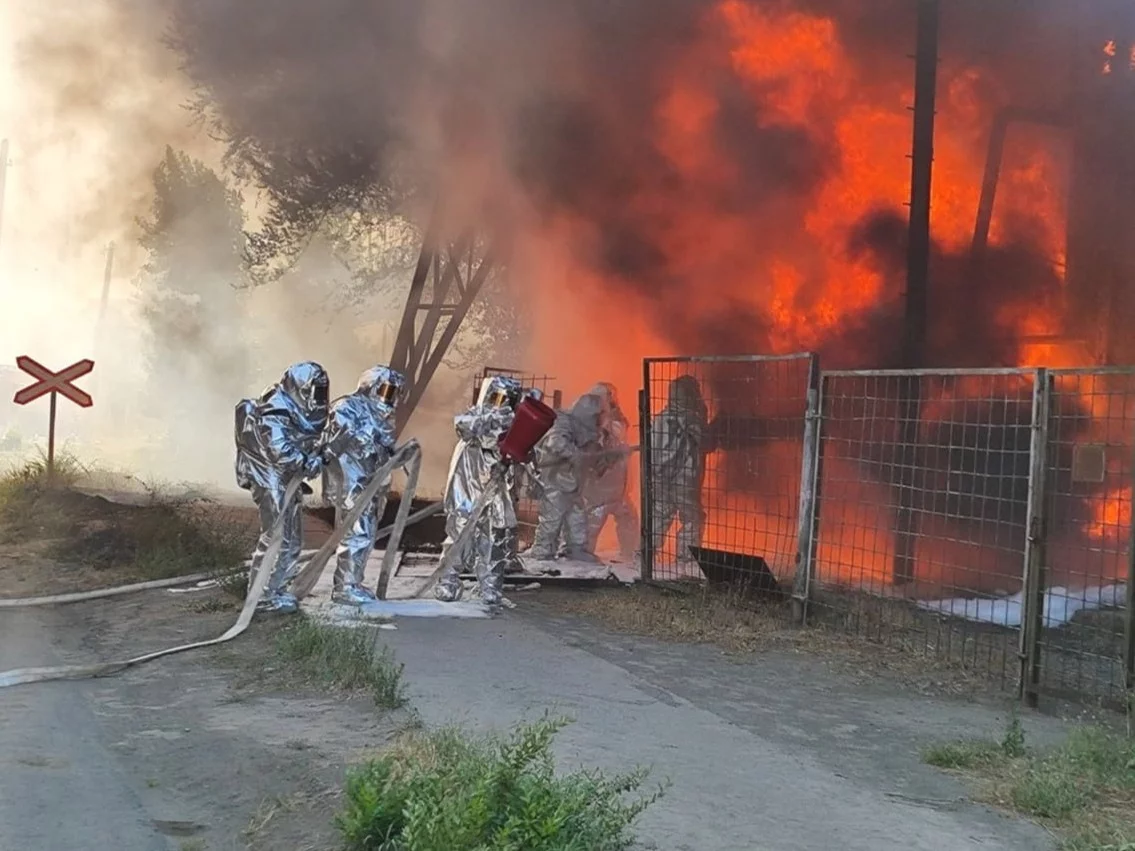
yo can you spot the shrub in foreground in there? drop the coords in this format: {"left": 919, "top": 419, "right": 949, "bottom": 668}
{"left": 337, "top": 716, "right": 663, "bottom": 851}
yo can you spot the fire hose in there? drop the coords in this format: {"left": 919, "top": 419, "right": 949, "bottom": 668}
{"left": 0, "top": 440, "right": 422, "bottom": 690}
{"left": 409, "top": 465, "right": 506, "bottom": 599}
{"left": 290, "top": 440, "right": 421, "bottom": 601}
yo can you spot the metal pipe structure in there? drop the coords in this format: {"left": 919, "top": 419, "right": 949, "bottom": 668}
{"left": 903, "top": 0, "right": 938, "bottom": 368}
{"left": 389, "top": 201, "right": 501, "bottom": 435}
{"left": 970, "top": 108, "right": 1066, "bottom": 271}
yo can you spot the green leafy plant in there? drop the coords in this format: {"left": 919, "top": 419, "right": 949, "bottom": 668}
{"left": 1001, "top": 707, "right": 1027, "bottom": 758}
{"left": 337, "top": 715, "right": 664, "bottom": 851}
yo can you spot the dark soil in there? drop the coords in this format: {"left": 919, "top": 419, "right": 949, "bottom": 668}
{"left": 305, "top": 493, "right": 447, "bottom": 551}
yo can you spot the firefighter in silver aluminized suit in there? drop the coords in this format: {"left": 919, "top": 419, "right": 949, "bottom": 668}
{"left": 650, "top": 374, "right": 708, "bottom": 568}
{"left": 582, "top": 382, "right": 640, "bottom": 560}
{"left": 527, "top": 393, "right": 603, "bottom": 562}
{"left": 235, "top": 361, "right": 330, "bottom": 614}
{"left": 435, "top": 375, "right": 524, "bottom": 605}
{"left": 320, "top": 365, "right": 406, "bottom": 606}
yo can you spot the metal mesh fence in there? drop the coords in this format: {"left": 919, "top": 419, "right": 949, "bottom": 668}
{"left": 634, "top": 356, "right": 1135, "bottom": 704}
{"left": 641, "top": 354, "right": 814, "bottom": 593}
{"left": 805, "top": 369, "right": 1038, "bottom": 690}
{"left": 1032, "top": 368, "right": 1135, "bottom": 703}
{"left": 795, "top": 366, "right": 1135, "bottom": 704}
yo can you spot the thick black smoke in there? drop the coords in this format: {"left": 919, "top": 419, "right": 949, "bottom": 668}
{"left": 166, "top": 0, "right": 1109, "bottom": 366}
{"left": 163, "top": 0, "right": 1134, "bottom": 573}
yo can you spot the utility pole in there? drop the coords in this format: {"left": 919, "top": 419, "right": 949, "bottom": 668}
{"left": 96, "top": 242, "right": 115, "bottom": 334}
{"left": 893, "top": 0, "right": 939, "bottom": 585}
{"left": 92, "top": 243, "right": 115, "bottom": 409}
{"left": 0, "top": 139, "right": 9, "bottom": 267}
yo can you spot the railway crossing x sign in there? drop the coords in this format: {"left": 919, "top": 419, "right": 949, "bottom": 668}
{"left": 13, "top": 356, "right": 94, "bottom": 407}
{"left": 11, "top": 356, "right": 95, "bottom": 477}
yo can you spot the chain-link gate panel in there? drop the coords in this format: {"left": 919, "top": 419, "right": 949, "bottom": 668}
{"left": 1033, "top": 368, "right": 1135, "bottom": 704}
{"left": 640, "top": 354, "right": 815, "bottom": 592}
{"left": 808, "top": 369, "right": 1038, "bottom": 691}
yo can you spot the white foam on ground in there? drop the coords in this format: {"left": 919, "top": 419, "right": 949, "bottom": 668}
{"left": 360, "top": 599, "right": 491, "bottom": 618}
{"left": 244, "top": 542, "right": 639, "bottom": 619}
{"left": 299, "top": 550, "right": 493, "bottom": 619}
{"left": 304, "top": 598, "right": 491, "bottom": 624}
{"left": 917, "top": 584, "right": 1127, "bottom": 629}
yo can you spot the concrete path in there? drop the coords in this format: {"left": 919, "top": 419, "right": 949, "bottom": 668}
{"left": 382, "top": 605, "right": 1056, "bottom": 851}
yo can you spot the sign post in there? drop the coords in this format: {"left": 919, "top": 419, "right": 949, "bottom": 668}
{"left": 12, "top": 356, "right": 95, "bottom": 479}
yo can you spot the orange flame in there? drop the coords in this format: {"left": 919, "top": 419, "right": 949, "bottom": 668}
{"left": 525, "top": 2, "right": 1124, "bottom": 591}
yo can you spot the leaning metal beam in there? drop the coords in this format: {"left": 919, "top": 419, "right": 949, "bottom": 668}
{"left": 970, "top": 106, "right": 1066, "bottom": 268}
{"left": 390, "top": 222, "right": 498, "bottom": 435}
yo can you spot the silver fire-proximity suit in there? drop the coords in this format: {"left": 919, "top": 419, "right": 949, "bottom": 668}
{"left": 320, "top": 366, "right": 405, "bottom": 607}
{"left": 527, "top": 393, "right": 603, "bottom": 562}
{"left": 582, "top": 383, "right": 640, "bottom": 559}
{"left": 435, "top": 376, "right": 524, "bottom": 605}
{"left": 235, "top": 361, "right": 330, "bottom": 614}
{"left": 649, "top": 374, "right": 708, "bottom": 564}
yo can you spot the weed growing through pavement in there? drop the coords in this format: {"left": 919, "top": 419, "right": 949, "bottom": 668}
{"left": 337, "top": 714, "right": 666, "bottom": 851}
{"left": 924, "top": 713, "right": 1135, "bottom": 850}
{"left": 275, "top": 617, "right": 407, "bottom": 709}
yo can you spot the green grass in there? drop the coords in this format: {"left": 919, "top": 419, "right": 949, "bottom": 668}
{"left": 274, "top": 617, "right": 407, "bottom": 709}
{"left": 336, "top": 715, "right": 664, "bottom": 851}
{"left": 924, "top": 714, "right": 1135, "bottom": 850}
{"left": 922, "top": 739, "right": 1003, "bottom": 770}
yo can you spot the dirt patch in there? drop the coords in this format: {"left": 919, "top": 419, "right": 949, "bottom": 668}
{"left": 46, "top": 586, "right": 408, "bottom": 849}
{"left": 924, "top": 718, "right": 1135, "bottom": 850}
{"left": 532, "top": 584, "right": 999, "bottom": 700}
{"left": 0, "top": 483, "right": 257, "bottom": 598}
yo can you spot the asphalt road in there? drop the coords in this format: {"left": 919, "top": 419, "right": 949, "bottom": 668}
{"left": 0, "top": 607, "right": 168, "bottom": 850}
{"left": 0, "top": 592, "right": 1061, "bottom": 851}
{"left": 383, "top": 605, "right": 1057, "bottom": 851}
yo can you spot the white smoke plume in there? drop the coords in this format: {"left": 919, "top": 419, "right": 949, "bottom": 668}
{"left": 0, "top": 0, "right": 482, "bottom": 496}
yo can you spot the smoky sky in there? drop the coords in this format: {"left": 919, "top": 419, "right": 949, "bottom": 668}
{"left": 165, "top": 0, "right": 1124, "bottom": 368}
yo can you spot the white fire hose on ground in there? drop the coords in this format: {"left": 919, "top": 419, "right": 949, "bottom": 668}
{"left": 0, "top": 441, "right": 422, "bottom": 690}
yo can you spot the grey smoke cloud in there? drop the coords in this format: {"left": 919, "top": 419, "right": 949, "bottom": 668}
{"left": 166, "top": 0, "right": 1099, "bottom": 365}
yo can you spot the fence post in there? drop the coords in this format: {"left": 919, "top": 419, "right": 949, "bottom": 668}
{"left": 638, "top": 369, "right": 655, "bottom": 583}
{"left": 1125, "top": 432, "right": 1135, "bottom": 697}
{"left": 792, "top": 357, "right": 823, "bottom": 624}
{"left": 1019, "top": 367, "right": 1051, "bottom": 708}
